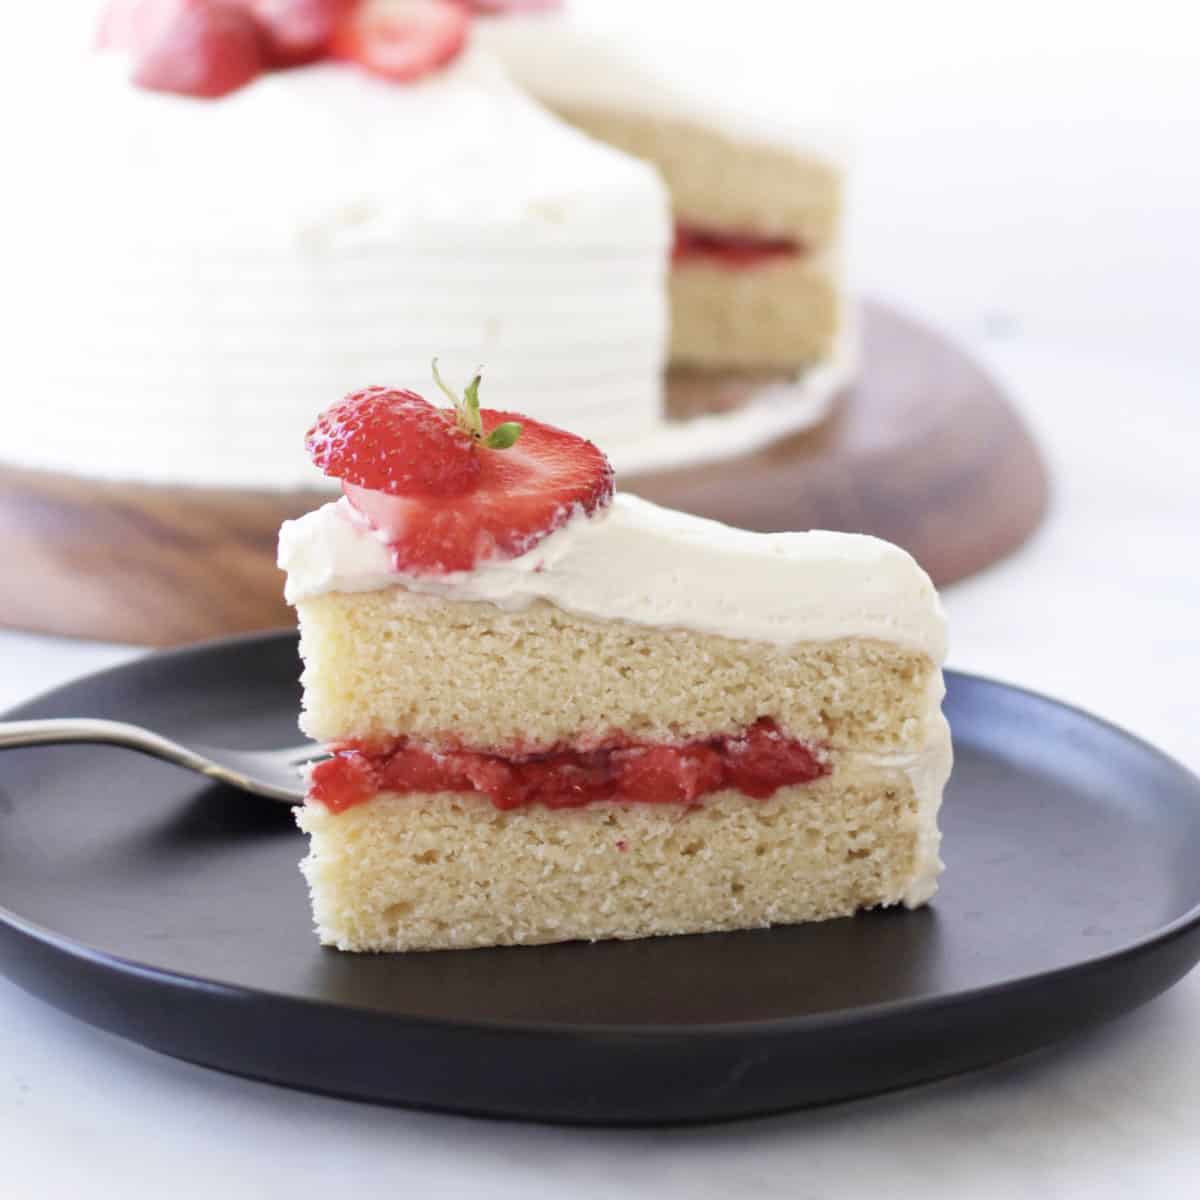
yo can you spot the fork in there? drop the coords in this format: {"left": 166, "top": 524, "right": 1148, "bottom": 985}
{"left": 0, "top": 719, "right": 322, "bottom": 804}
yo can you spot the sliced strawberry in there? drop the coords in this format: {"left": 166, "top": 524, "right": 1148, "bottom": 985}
{"left": 232, "top": 0, "right": 357, "bottom": 67}
{"left": 306, "top": 386, "right": 480, "bottom": 497}
{"left": 308, "top": 750, "right": 379, "bottom": 812}
{"left": 330, "top": 0, "right": 469, "bottom": 82}
{"left": 343, "top": 409, "right": 613, "bottom": 574}
{"left": 515, "top": 756, "right": 615, "bottom": 810}
{"left": 132, "top": 0, "right": 265, "bottom": 98}
{"left": 724, "top": 720, "right": 826, "bottom": 798}
{"left": 617, "top": 745, "right": 725, "bottom": 806}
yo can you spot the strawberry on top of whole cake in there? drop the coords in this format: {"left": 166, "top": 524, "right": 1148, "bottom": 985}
{"left": 97, "top": 0, "right": 545, "bottom": 94}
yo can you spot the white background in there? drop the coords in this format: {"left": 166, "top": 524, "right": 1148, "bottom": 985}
{"left": 2, "top": 2, "right": 1199, "bottom": 1195}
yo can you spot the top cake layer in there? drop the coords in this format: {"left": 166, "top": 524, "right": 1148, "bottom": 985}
{"left": 281, "top": 494, "right": 947, "bottom": 752}
{"left": 279, "top": 493, "right": 947, "bottom": 661}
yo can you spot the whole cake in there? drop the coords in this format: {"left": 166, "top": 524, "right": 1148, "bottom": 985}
{"left": 279, "top": 373, "right": 950, "bottom": 951}
{"left": 8, "top": 0, "right": 847, "bottom": 488}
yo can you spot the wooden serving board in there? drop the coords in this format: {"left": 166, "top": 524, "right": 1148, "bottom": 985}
{"left": 0, "top": 303, "right": 1047, "bottom": 647}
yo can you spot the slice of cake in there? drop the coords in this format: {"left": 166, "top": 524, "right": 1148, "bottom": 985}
{"left": 278, "top": 369, "right": 950, "bottom": 952}
{"left": 478, "top": 11, "right": 845, "bottom": 373}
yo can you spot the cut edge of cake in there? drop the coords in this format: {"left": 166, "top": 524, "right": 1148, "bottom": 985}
{"left": 478, "top": 16, "right": 848, "bottom": 372}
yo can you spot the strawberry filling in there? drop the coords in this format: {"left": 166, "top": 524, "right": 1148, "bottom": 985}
{"left": 309, "top": 719, "right": 829, "bottom": 813}
{"left": 672, "top": 223, "right": 805, "bottom": 269}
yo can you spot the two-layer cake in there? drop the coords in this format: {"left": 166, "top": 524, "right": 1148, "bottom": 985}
{"left": 279, "top": 373, "right": 950, "bottom": 951}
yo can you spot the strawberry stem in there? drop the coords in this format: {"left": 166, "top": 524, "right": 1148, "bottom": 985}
{"left": 430, "top": 358, "right": 521, "bottom": 451}
{"left": 483, "top": 421, "right": 522, "bottom": 450}
{"left": 462, "top": 373, "right": 483, "bottom": 433}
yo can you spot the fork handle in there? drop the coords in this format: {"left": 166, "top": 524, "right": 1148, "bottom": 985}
{"left": 1, "top": 718, "right": 170, "bottom": 751}
{"left": 0, "top": 718, "right": 308, "bottom": 804}
{"left": 0, "top": 718, "right": 208, "bottom": 773}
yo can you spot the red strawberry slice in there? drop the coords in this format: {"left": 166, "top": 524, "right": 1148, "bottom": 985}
{"left": 132, "top": 0, "right": 265, "bottom": 98}
{"left": 342, "top": 409, "right": 613, "bottom": 574}
{"left": 617, "top": 745, "right": 725, "bottom": 806}
{"left": 306, "top": 386, "right": 480, "bottom": 497}
{"left": 330, "top": 0, "right": 469, "bottom": 82}
{"left": 725, "top": 721, "right": 826, "bottom": 798}
{"left": 233, "top": 0, "right": 356, "bottom": 67}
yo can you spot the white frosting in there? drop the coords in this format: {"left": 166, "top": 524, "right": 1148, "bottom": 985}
{"left": 5, "top": 39, "right": 670, "bottom": 488}
{"left": 475, "top": 12, "right": 849, "bottom": 164}
{"left": 279, "top": 492, "right": 947, "bottom": 660}
{"left": 874, "top": 683, "right": 952, "bottom": 907}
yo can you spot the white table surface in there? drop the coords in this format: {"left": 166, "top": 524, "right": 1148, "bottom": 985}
{"left": 4, "top": 2, "right": 1200, "bottom": 1196}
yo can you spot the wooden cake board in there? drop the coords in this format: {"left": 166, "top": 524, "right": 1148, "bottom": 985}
{"left": 0, "top": 303, "right": 1047, "bottom": 647}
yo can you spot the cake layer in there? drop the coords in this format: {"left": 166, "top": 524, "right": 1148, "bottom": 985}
{"left": 670, "top": 254, "right": 841, "bottom": 368}
{"left": 295, "top": 588, "right": 940, "bottom": 754}
{"left": 298, "top": 761, "right": 939, "bottom": 953}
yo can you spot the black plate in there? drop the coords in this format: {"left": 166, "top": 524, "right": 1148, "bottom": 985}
{"left": 2, "top": 634, "right": 1200, "bottom": 1125}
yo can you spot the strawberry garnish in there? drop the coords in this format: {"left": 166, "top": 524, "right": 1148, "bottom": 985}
{"left": 306, "top": 385, "right": 481, "bottom": 497}
{"left": 233, "top": 0, "right": 356, "bottom": 67}
{"left": 330, "top": 0, "right": 469, "bottom": 82}
{"left": 132, "top": 0, "right": 265, "bottom": 98}
{"left": 309, "top": 364, "right": 613, "bottom": 575}
{"left": 343, "top": 409, "right": 612, "bottom": 573}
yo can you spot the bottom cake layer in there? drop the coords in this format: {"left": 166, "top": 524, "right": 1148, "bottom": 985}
{"left": 297, "top": 762, "right": 939, "bottom": 952}
{"left": 669, "top": 253, "right": 841, "bottom": 369}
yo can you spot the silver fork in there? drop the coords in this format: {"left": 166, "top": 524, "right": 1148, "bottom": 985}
{"left": 0, "top": 719, "right": 322, "bottom": 804}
